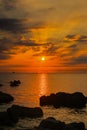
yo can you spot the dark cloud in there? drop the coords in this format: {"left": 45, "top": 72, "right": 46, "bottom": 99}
{"left": 78, "top": 35, "right": 87, "bottom": 42}
{"left": 0, "top": 38, "right": 14, "bottom": 60}
{"left": 0, "top": 18, "right": 45, "bottom": 34}
{"left": 17, "top": 39, "right": 42, "bottom": 46}
{"left": 66, "top": 55, "right": 87, "bottom": 65}
{"left": 0, "top": 38, "right": 14, "bottom": 57}
{"left": 33, "top": 44, "right": 60, "bottom": 56}
{"left": 0, "top": 36, "right": 45, "bottom": 60}
{"left": 2, "top": 0, "right": 17, "bottom": 11}
{"left": 45, "top": 45, "right": 60, "bottom": 55}
{"left": 0, "top": 19, "right": 28, "bottom": 34}
{"left": 64, "top": 34, "right": 87, "bottom": 42}
{"left": 65, "top": 35, "right": 75, "bottom": 39}
{"left": 60, "top": 44, "right": 78, "bottom": 58}
{"left": 0, "top": 53, "right": 11, "bottom": 60}
{"left": 67, "top": 44, "right": 77, "bottom": 49}
{"left": 67, "top": 44, "right": 78, "bottom": 53}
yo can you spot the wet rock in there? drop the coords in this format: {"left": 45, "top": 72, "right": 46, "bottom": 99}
{"left": 0, "top": 112, "right": 16, "bottom": 126}
{"left": 36, "top": 117, "right": 86, "bottom": 130}
{"left": 7, "top": 105, "right": 43, "bottom": 119}
{"left": 38, "top": 117, "right": 65, "bottom": 130}
{"left": 0, "top": 105, "right": 43, "bottom": 126}
{"left": 0, "top": 91, "right": 14, "bottom": 104}
{"left": 40, "top": 92, "right": 87, "bottom": 108}
{"left": 10, "top": 80, "right": 21, "bottom": 87}
{"left": 0, "top": 84, "right": 3, "bottom": 87}
{"left": 64, "top": 122, "right": 85, "bottom": 130}
{"left": 40, "top": 94, "right": 56, "bottom": 106}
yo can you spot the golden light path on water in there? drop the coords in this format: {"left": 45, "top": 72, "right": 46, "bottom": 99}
{"left": 39, "top": 74, "right": 48, "bottom": 97}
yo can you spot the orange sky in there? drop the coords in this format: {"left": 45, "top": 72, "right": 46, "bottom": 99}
{"left": 0, "top": 0, "right": 87, "bottom": 73}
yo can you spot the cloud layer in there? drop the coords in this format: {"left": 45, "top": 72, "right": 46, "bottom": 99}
{"left": 0, "top": 0, "right": 87, "bottom": 72}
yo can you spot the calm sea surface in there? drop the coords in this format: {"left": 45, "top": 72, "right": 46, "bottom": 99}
{"left": 0, "top": 73, "right": 87, "bottom": 129}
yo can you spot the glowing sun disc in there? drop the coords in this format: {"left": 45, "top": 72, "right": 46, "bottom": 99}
{"left": 41, "top": 57, "right": 45, "bottom": 61}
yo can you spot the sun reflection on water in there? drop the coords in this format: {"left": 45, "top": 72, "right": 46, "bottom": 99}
{"left": 39, "top": 74, "right": 48, "bottom": 97}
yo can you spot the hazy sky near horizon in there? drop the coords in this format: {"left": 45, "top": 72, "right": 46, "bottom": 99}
{"left": 0, "top": 0, "right": 87, "bottom": 72}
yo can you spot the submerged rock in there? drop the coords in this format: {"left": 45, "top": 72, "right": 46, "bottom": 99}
{"left": 7, "top": 105, "right": 43, "bottom": 119}
{"left": 40, "top": 92, "right": 87, "bottom": 108}
{"left": 10, "top": 80, "right": 21, "bottom": 87}
{"left": 0, "top": 91, "right": 14, "bottom": 104}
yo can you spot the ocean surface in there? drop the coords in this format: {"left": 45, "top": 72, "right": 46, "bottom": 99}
{"left": 0, "top": 73, "right": 87, "bottom": 129}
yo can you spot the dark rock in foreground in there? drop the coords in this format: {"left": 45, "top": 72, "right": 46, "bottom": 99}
{"left": 40, "top": 92, "right": 87, "bottom": 108}
{"left": 0, "top": 84, "right": 3, "bottom": 87}
{"left": 35, "top": 117, "right": 85, "bottom": 130}
{"left": 0, "top": 112, "right": 17, "bottom": 126}
{"left": 0, "top": 91, "right": 14, "bottom": 104}
{"left": 39, "top": 117, "right": 65, "bottom": 130}
{"left": 7, "top": 105, "right": 43, "bottom": 119}
{"left": 64, "top": 122, "right": 85, "bottom": 130}
{"left": 0, "top": 105, "right": 43, "bottom": 126}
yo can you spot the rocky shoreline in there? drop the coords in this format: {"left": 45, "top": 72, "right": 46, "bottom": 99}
{"left": 15, "top": 117, "right": 87, "bottom": 130}
{"left": 0, "top": 91, "right": 87, "bottom": 130}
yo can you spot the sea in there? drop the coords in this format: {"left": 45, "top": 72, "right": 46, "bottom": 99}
{"left": 0, "top": 73, "right": 87, "bottom": 129}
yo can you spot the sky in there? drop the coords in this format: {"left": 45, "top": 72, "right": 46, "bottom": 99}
{"left": 0, "top": 0, "right": 87, "bottom": 73}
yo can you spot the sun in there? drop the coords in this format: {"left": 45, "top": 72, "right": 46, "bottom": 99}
{"left": 41, "top": 57, "right": 45, "bottom": 61}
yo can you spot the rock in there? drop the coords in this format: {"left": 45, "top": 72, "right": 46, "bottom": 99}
{"left": 64, "top": 122, "right": 85, "bottom": 130}
{"left": 0, "top": 91, "right": 14, "bottom": 104}
{"left": 7, "top": 105, "right": 43, "bottom": 119}
{"left": 40, "top": 92, "right": 87, "bottom": 108}
{"left": 0, "top": 105, "right": 43, "bottom": 126}
{"left": 10, "top": 80, "right": 21, "bottom": 87}
{"left": 0, "top": 112, "right": 16, "bottom": 126}
{"left": 40, "top": 94, "right": 56, "bottom": 106}
{"left": 38, "top": 117, "right": 65, "bottom": 130}
{"left": 0, "top": 84, "right": 3, "bottom": 87}
{"left": 36, "top": 117, "right": 86, "bottom": 130}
